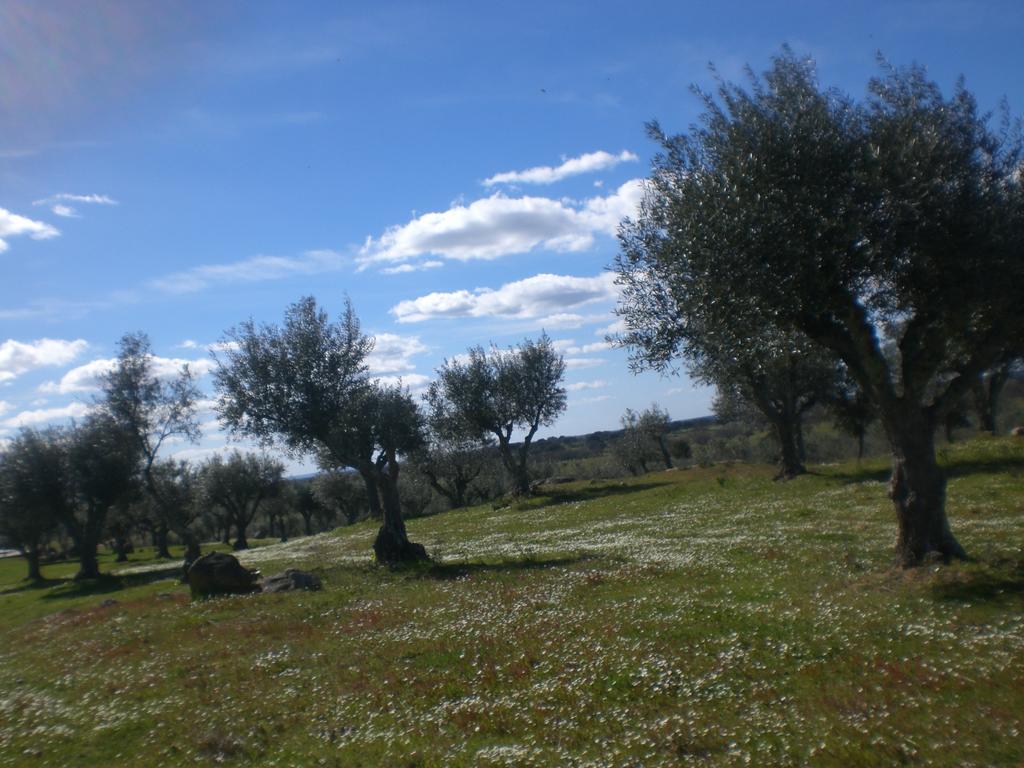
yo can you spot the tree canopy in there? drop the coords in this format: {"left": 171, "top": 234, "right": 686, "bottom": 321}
{"left": 429, "top": 335, "right": 566, "bottom": 496}
{"left": 214, "top": 296, "right": 428, "bottom": 563}
{"left": 614, "top": 50, "right": 1024, "bottom": 565}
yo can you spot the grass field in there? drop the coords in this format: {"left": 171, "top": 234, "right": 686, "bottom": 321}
{"left": 1, "top": 437, "right": 1022, "bottom": 767}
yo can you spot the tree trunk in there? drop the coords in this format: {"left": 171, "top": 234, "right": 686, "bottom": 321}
{"left": 974, "top": 366, "right": 1009, "bottom": 435}
{"left": 656, "top": 436, "right": 674, "bottom": 470}
{"left": 233, "top": 522, "right": 249, "bottom": 551}
{"left": 886, "top": 414, "right": 967, "bottom": 567}
{"left": 856, "top": 429, "right": 865, "bottom": 461}
{"left": 362, "top": 473, "right": 382, "bottom": 520}
{"left": 74, "top": 537, "right": 102, "bottom": 580}
{"left": 154, "top": 523, "right": 172, "bottom": 559}
{"left": 371, "top": 464, "right": 428, "bottom": 564}
{"left": 113, "top": 533, "right": 131, "bottom": 562}
{"left": 772, "top": 416, "right": 806, "bottom": 480}
{"left": 25, "top": 548, "right": 42, "bottom": 581}
{"left": 301, "top": 511, "right": 313, "bottom": 536}
{"left": 179, "top": 531, "right": 201, "bottom": 581}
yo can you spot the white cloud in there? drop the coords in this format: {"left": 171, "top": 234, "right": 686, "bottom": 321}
{"left": 380, "top": 260, "right": 444, "bottom": 275}
{"left": 483, "top": 150, "right": 638, "bottom": 186}
{"left": 359, "top": 180, "right": 643, "bottom": 269}
{"left": 39, "top": 355, "right": 215, "bottom": 395}
{"left": 51, "top": 204, "right": 80, "bottom": 218}
{"left": 34, "top": 193, "right": 118, "bottom": 206}
{"left": 565, "top": 357, "right": 607, "bottom": 370}
{"left": 0, "top": 207, "right": 60, "bottom": 253}
{"left": 557, "top": 339, "right": 613, "bottom": 355}
{"left": 366, "top": 333, "right": 429, "bottom": 374}
{"left": 372, "top": 373, "right": 432, "bottom": 393}
{"left": 1, "top": 401, "right": 91, "bottom": 429}
{"left": 0, "top": 400, "right": 10, "bottom": 416}
{"left": 150, "top": 249, "right": 348, "bottom": 294}
{"left": 391, "top": 272, "right": 618, "bottom": 324}
{"left": 566, "top": 380, "right": 608, "bottom": 392}
{"left": 0, "top": 338, "right": 88, "bottom": 383}
{"left": 595, "top": 318, "right": 626, "bottom": 337}
{"left": 578, "top": 394, "right": 611, "bottom": 404}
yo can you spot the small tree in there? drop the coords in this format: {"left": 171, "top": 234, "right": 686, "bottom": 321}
{"left": 311, "top": 471, "right": 366, "bottom": 526}
{"left": 0, "top": 429, "right": 68, "bottom": 580}
{"left": 64, "top": 413, "right": 139, "bottom": 580}
{"left": 431, "top": 335, "right": 566, "bottom": 496}
{"left": 612, "top": 408, "right": 658, "bottom": 476}
{"left": 638, "top": 404, "right": 675, "bottom": 470}
{"left": 828, "top": 376, "right": 877, "bottom": 461}
{"left": 99, "top": 332, "right": 203, "bottom": 566}
{"left": 293, "top": 484, "right": 321, "bottom": 536}
{"left": 972, "top": 357, "right": 1020, "bottom": 434}
{"left": 418, "top": 382, "right": 492, "bottom": 509}
{"left": 202, "top": 451, "right": 284, "bottom": 551}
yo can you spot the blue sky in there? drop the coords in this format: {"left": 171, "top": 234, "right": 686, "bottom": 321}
{"left": 2, "top": 0, "right": 1022, "bottom": 471}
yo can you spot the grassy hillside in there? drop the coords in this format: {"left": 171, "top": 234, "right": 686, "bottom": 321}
{"left": 1, "top": 438, "right": 1023, "bottom": 767}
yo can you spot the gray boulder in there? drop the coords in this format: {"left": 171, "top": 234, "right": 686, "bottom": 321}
{"left": 187, "top": 552, "right": 261, "bottom": 598}
{"left": 260, "top": 569, "right": 322, "bottom": 593}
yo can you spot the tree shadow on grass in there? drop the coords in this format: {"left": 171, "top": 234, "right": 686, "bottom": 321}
{"left": 30, "top": 565, "right": 184, "bottom": 602}
{"left": 419, "top": 553, "right": 603, "bottom": 581}
{"left": 826, "top": 451, "right": 1024, "bottom": 486}
{"left": 930, "top": 559, "right": 1024, "bottom": 606}
{"left": 515, "top": 482, "right": 666, "bottom": 511}
{"left": 0, "top": 577, "right": 64, "bottom": 597}
{"left": 941, "top": 453, "right": 1024, "bottom": 480}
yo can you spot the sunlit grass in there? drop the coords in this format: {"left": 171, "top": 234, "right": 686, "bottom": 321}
{"left": 1, "top": 437, "right": 1022, "bottom": 766}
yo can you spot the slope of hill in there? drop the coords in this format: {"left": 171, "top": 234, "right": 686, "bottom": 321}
{"left": 1, "top": 437, "right": 1022, "bottom": 767}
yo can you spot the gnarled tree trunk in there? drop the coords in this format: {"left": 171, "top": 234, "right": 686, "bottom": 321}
{"left": 368, "top": 459, "right": 428, "bottom": 564}
{"left": 771, "top": 415, "right": 806, "bottom": 480}
{"left": 886, "top": 413, "right": 967, "bottom": 567}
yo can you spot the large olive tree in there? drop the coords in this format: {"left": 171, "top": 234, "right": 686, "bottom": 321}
{"left": 214, "top": 297, "right": 428, "bottom": 563}
{"left": 614, "top": 51, "right": 1024, "bottom": 566}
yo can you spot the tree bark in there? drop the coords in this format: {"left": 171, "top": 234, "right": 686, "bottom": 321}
{"left": 25, "top": 548, "right": 42, "bottom": 581}
{"left": 370, "top": 460, "right": 428, "bottom": 564}
{"left": 772, "top": 416, "right": 806, "bottom": 480}
{"left": 154, "top": 523, "right": 172, "bottom": 559}
{"left": 233, "top": 525, "right": 249, "bottom": 551}
{"left": 886, "top": 414, "right": 967, "bottom": 567}
{"left": 973, "top": 366, "right": 1009, "bottom": 434}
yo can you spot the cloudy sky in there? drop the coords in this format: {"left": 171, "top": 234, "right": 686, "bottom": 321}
{"left": 2, "top": 0, "right": 1022, "bottom": 471}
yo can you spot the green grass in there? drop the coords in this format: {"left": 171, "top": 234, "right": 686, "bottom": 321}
{"left": 2, "top": 438, "right": 1023, "bottom": 767}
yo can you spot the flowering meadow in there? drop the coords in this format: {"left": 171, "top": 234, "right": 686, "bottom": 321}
{"left": 1, "top": 437, "right": 1022, "bottom": 766}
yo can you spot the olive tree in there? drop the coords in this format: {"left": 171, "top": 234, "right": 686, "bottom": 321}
{"left": 64, "top": 413, "right": 139, "bottom": 580}
{"left": 99, "top": 332, "right": 202, "bottom": 564}
{"left": 614, "top": 50, "right": 1024, "bottom": 565}
{"left": 201, "top": 451, "right": 283, "bottom": 550}
{"left": 214, "top": 297, "right": 428, "bottom": 563}
{"left": 430, "top": 335, "right": 566, "bottom": 496}
{"left": 0, "top": 429, "right": 68, "bottom": 580}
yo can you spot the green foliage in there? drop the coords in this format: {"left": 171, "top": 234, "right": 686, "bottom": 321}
{"left": 0, "top": 428, "right": 68, "bottom": 579}
{"left": 201, "top": 451, "right": 285, "bottom": 550}
{"left": 614, "top": 49, "right": 1024, "bottom": 556}
{"left": 430, "top": 334, "right": 567, "bottom": 495}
